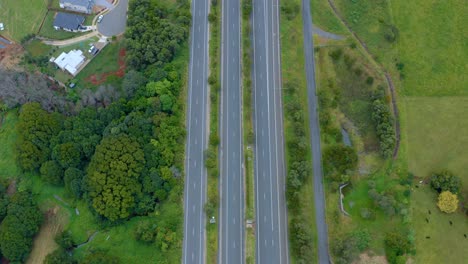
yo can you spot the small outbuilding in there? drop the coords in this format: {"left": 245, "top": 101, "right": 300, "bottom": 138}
{"left": 54, "top": 49, "right": 86, "bottom": 76}
{"left": 53, "top": 12, "right": 85, "bottom": 32}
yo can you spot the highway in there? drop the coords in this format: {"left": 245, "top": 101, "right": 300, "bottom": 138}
{"left": 301, "top": 0, "right": 331, "bottom": 263}
{"left": 252, "top": 0, "right": 289, "bottom": 263}
{"left": 219, "top": 0, "right": 244, "bottom": 263}
{"left": 183, "top": 0, "right": 210, "bottom": 263}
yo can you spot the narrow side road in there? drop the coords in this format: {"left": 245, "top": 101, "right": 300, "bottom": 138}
{"left": 301, "top": 0, "right": 330, "bottom": 263}
{"left": 219, "top": 0, "right": 244, "bottom": 263}
{"left": 183, "top": 0, "right": 210, "bottom": 263}
{"left": 252, "top": 0, "right": 289, "bottom": 263}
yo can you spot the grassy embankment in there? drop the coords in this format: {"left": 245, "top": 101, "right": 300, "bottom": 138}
{"left": 204, "top": 0, "right": 221, "bottom": 263}
{"left": 240, "top": 0, "right": 255, "bottom": 263}
{"left": 314, "top": 0, "right": 468, "bottom": 262}
{"left": 279, "top": 1, "right": 317, "bottom": 262}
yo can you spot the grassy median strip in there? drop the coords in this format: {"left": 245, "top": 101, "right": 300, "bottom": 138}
{"left": 204, "top": 0, "right": 221, "bottom": 263}
{"left": 240, "top": 0, "right": 255, "bottom": 263}
{"left": 280, "top": 1, "right": 318, "bottom": 263}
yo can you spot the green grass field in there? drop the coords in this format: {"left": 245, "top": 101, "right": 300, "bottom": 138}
{"left": 310, "top": 0, "right": 346, "bottom": 34}
{"left": 392, "top": 0, "right": 468, "bottom": 96}
{"left": 0, "top": 111, "right": 20, "bottom": 179}
{"left": 405, "top": 97, "right": 468, "bottom": 187}
{"left": 411, "top": 184, "right": 468, "bottom": 264}
{"left": 0, "top": 0, "right": 48, "bottom": 41}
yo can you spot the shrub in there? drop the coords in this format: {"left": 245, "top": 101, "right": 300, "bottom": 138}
{"left": 437, "top": 191, "right": 458, "bottom": 213}
{"left": 430, "top": 171, "right": 461, "bottom": 194}
{"left": 329, "top": 49, "right": 343, "bottom": 61}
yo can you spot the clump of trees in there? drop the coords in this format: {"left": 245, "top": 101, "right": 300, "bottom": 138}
{"left": 430, "top": 171, "right": 461, "bottom": 194}
{"left": 0, "top": 187, "right": 43, "bottom": 262}
{"left": 125, "top": 0, "right": 190, "bottom": 73}
{"left": 384, "top": 230, "right": 412, "bottom": 264}
{"left": 371, "top": 87, "right": 395, "bottom": 158}
{"left": 332, "top": 229, "right": 370, "bottom": 264}
{"left": 437, "top": 191, "right": 458, "bottom": 213}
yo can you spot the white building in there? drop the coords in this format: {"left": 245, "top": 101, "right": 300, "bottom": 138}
{"left": 54, "top": 50, "right": 86, "bottom": 76}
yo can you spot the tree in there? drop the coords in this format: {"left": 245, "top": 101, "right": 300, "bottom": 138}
{"left": 52, "top": 142, "right": 82, "bottom": 169}
{"left": 437, "top": 191, "right": 458, "bottom": 213}
{"left": 55, "top": 231, "right": 74, "bottom": 250}
{"left": 323, "top": 144, "right": 358, "bottom": 176}
{"left": 430, "top": 171, "right": 461, "bottom": 194}
{"left": 40, "top": 160, "right": 64, "bottom": 185}
{"left": 17, "top": 103, "right": 62, "bottom": 171}
{"left": 86, "top": 135, "right": 145, "bottom": 221}
{"left": 64, "top": 168, "right": 84, "bottom": 199}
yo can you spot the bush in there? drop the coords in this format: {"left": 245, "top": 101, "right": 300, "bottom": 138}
{"left": 371, "top": 98, "right": 395, "bottom": 158}
{"left": 384, "top": 231, "right": 410, "bottom": 264}
{"left": 323, "top": 144, "right": 358, "bottom": 176}
{"left": 40, "top": 160, "right": 64, "bottom": 185}
{"left": 430, "top": 171, "right": 461, "bottom": 194}
{"left": 437, "top": 191, "right": 458, "bottom": 213}
{"left": 329, "top": 49, "right": 343, "bottom": 61}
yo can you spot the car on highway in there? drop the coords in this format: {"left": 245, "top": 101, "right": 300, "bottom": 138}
{"left": 97, "top": 15, "right": 104, "bottom": 23}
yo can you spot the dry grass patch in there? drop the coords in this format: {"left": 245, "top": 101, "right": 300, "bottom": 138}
{"left": 27, "top": 206, "right": 69, "bottom": 264}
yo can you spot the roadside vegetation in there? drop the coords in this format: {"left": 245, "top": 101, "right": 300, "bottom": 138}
{"left": 241, "top": 0, "right": 255, "bottom": 263}
{"left": 0, "top": 0, "right": 192, "bottom": 263}
{"left": 279, "top": 1, "right": 317, "bottom": 262}
{"left": 313, "top": 0, "right": 467, "bottom": 263}
{"left": 204, "top": 0, "right": 221, "bottom": 263}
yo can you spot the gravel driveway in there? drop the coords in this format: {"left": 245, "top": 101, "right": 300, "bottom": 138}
{"left": 97, "top": 0, "right": 129, "bottom": 37}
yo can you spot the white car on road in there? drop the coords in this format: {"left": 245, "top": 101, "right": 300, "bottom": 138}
{"left": 97, "top": 15, "right": 104, "bottom": 23}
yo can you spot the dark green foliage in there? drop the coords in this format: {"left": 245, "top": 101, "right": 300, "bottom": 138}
{"left": 384, "top": 25, "right": 399, "bottom": 43}
{"left": 86, "top": 135, "right": 145, "bottom": 221}
{"left": 430, "top": 170, "right": 461, "bottom": 194}
{"left": 368, "top": 186, "right": 397, "bottom": 216}
{"left": 17, "top": 102, "right": 62, "bottom": 171}
{"left": 55, "top": 231, "right": 74, "bottom": 250}
{"left": 40, "top": 160, "right": 64, "bottom": 185}
{"left": 52, "top": 142, "right": 82, "bottom": 169}
{"left": 332, "top": 229, "right": 370, "bottom": 264}
{"left": 289, "top": 216, "right": 314, "bottom": 262}
{"left": 0, "top": 190, "right": 42, "bottom": 262}
{"left": 45, "top": 248, "right": 75, "bottom": 264}
{"left": 371, "top": 89, "right": 395, "bottom": 158}
{"left": 281, "top": 1, "right": 300, "bottom": 20}
{"left": 384, "top": 231, "right": 410, "bottom": 264}
{"left": 64, "top": 168, "right": 84, "bottom": 199}
{"left": 329, "top": 48, "right": 343, "bottom": 61}
{"left": 125, "top": 0, "right": 189, "bottom": 71}
{"left": 323, "top": 144, "right": 358, "bottom": 176}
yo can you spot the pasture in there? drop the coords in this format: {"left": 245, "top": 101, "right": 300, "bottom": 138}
{"left": 0, "top": 0, "right": 48, "bottom": 41}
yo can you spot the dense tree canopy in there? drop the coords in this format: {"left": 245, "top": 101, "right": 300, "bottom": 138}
{"left": 125, "top": 0, "right": 190, "bottom": 72}
{"left": 430, "top": 171, "right": 461, "bottom": 194}
{"left": 86, "top": 135, "right": 145, "bottom": 221}
{"left": 17, "top": 103, "right": 62, "bottom": 171}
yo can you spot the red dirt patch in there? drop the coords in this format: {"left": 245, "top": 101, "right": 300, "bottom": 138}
{"left": 84, "top": 48, "right": 126, "bottom": 86}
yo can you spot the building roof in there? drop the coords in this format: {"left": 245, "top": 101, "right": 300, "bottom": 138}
{"left": 54, "top": 50, "right": 86, "bottom": 76}
{"left": 53, "top": 12, "right": 85, "bottom": 30}
{"left": 60, "top": 0, "right": 94, "bottom": 8}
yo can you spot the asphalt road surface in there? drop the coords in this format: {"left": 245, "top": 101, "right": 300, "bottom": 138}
{"left": 219, "top": 0, "right": 244, "bottom": 263}
{"left": 183, "top": 0, "right": 210, "bottom": 263}
{"left": 301, "top": 0, "right": 331, "bottom": 263}
{"left": 97, "top": 0, "right": 128, "bottom": 37}
{"left": 252, "top": 0, "right": 289, "bottom": 263}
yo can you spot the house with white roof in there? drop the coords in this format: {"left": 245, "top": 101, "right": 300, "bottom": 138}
{"left": 54, "top": 50, "right": 86, "bottom": 76}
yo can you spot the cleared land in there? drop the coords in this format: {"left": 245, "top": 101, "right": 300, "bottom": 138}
{"left": 0, "top": 0, "right": 48, "bottom": 41}
{"left": 405, "top": 97, "right": 468, "bottom": 186}
{"left": 411, "top": 184, "right": 468, "bottom": 264}
{"left": 392, "top": 0, "right": 468, "bottom": 96}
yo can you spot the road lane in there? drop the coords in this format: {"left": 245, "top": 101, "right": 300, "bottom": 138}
{"left": 219, "top": 0, "right": 244, "bottom": 263}
{"left": 252, "top": 0, "right": 289, "bottom": 263}
{"left": 183, "top": 0, "right": 210, "bottom": 263}
{"left": 301, "top": 0, "right": 331, "bottom": 263}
